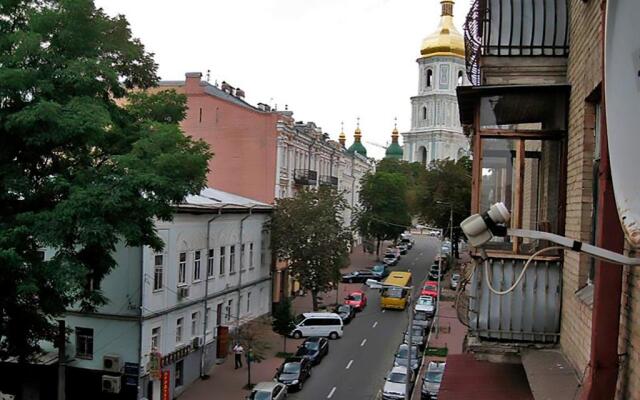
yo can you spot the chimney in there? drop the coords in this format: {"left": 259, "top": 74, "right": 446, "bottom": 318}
{"left": 185, "top": 72, "right": 203, "bottom": 95}
{"left": 235, "top": 88, "right": 245, "bottom": 98}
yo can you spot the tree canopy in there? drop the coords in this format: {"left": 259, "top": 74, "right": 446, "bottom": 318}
{"left": 0, "top": 0, "right": 211, "bottom": 360}
{"left": 269, "top": 187, "right": 351, "bottom": 311}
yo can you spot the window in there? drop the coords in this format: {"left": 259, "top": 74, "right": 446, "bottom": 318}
{"left": 249, "top": 243, "right": 254, "bottom": 268}
{"left": 241, "top": 244, "right": 246, "bottom": 271}
{"left": 176, "top": 318, "right": 183, "bottom": 344}
{"left": 589, "top": 102, "right": 602, "bottom": 283}
{"left": 229, "top": 245, "right": 236, "bottom": 273}
{"left": 260, "top": 238, "right": 266, "bottom": 267}
{"left": 216, "top": 303, "right": 223, "bottom": 326}
{"left": 193, "top": 250, "right": 201, "bottom": 281}
{"left": 226, "top": 299, "right": 233, "bottom": 322}
{"left": 426, "top": 69, "right": 433, "bottom": 87}
{"left": 457, "top": 71, "right": 464, "bottom": 86}
{"left": 247, "top": 292, "right": 251, "bottom": 313}
{"left": 75, "top": 327, "right": 94, "bottom": 359}
{"left": 207, "top": 249, "right": 215, "bottom": 278}
{"left": 151, "top": 327, "right": 161, "bottom": 350}
{"left": 175, "top": 360, "right": 184, "bottom": 387}
{"left": 191, "top": 312, "right": 199, "bottom": 336}
{"left": 219, "top": 246, "right": 226, "bottom": 275}
{"left": 199, "top": 108, "right": 202, "bottom": 123}
{"left": 178, "top": 252, "right": 187, "bottom": 285}
{"left": 153, "top": 254, "right": 163, "bottom": 291}
{"left": 422, "top": 106, "right": 427, "bottom": 120}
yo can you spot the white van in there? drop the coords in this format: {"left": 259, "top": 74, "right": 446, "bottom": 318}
{"left": 290, "top": 312, "right": 344, "bottom": 339}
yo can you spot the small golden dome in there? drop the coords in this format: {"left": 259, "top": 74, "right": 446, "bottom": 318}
{"left": 420, "top": 0, "right": 465, "bottom": 59}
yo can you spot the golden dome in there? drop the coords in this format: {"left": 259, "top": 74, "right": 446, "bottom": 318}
{"left": 420, "top": 0, "right": 465, "bottom": 59}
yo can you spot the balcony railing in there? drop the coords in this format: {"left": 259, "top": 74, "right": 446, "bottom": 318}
{"left": 293, "top": 169, "right": 318, "bottom": 186}
{"left": 319, "top": 175, "right": 338, "bottom": 188}
{"left": 464, "top": 0, "right": 569, "bottom": 85}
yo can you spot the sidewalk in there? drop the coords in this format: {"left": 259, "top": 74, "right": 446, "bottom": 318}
{"left": 178, "top": 245, "right": 380, "bottom": 400}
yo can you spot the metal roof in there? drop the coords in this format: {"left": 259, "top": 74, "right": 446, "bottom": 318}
{"left": 178, "top": 187, "right": 272, "bottom": 212}
{"left": 158, "top": 81, "right": 263, "bottom": 112}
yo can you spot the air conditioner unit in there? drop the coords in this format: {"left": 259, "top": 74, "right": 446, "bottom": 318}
{"left": 103, "top": 354, "right": 122, "bottom": 373}
{"left": 192, "top": 336, "right": 203, "bottom": 349}
{"left": 101, "top": 375, "right": 121, "bottom": 394}
{"left": 178, "top": 287, "right": 189, "bottom": 299}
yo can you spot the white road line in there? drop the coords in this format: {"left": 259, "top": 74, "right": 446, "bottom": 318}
{"left": 346, "top": 360, "right": 354, "bottom": 369}
{"left": 372, "top": 321, "right": 378, "bottom": 328}
{"left": 382, "top": 309, "right": 386, "bottom": 313}
{"left": 327, "top": 386, "right": 337, "bottom": 398}
{"left": 360, "top": 338, "right": 367, "bottom": 347}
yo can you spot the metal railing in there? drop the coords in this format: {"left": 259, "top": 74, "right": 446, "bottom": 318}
{"left": 293, "top": 169, "right": 318, "bottom": 186}
{"left": 319, "top": 175, "right": 338, "bottom": 187}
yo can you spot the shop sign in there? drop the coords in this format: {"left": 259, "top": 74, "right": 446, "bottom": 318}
{"left": 161, "top": 370, "right": 170, "bottom": 400}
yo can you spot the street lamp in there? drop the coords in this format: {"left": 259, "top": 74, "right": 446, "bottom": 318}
{"left": 366, "top": 279, "right": 414, "bottom": 400}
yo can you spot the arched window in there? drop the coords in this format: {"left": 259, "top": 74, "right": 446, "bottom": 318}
{"left": 426, "top": 69, "right": 433, "bottom": 88}
{"left": 457, "top": 71, "right": 464, "bottom": 86}
{"left": 420, "top": 147, "right": 428, "bottom": 167}
{"left": 422, "top": 106, "right": 427, "bottom": 120}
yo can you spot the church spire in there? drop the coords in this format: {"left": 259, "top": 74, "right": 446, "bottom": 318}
{"left": 338, "top": 121, "right": 346, "bottom": 147}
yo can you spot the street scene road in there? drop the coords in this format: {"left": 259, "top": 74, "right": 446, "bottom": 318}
{"left": 288, "top": 236, "right": 440, "bottom": 400}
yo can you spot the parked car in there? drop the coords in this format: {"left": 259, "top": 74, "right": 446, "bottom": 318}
{"left": 401, "top": 238, "right": 413, "bottom": 249}
{"left": 393, "top": 343, "right": 422, "bottom": 371}
{"left": 450, "top": 273, "right": 461, "bottom": 290}
{"left": 290, "top": 312, "right": 344, "bottom": 339}
{"left": 247, "top": 382, "right": 288, "bottom": 400}
{"left": 404, "top": 325, "right": 427, "bottom": 349}
{"left": 385, "top": 247, "right": 402, "bottom": 259}
{"left": 383, "top": 253, "right": 400, "bottom": 266}
{"left": 275, "top": 357, "right": 312, "bottom": 391}
{"left": 421, "top": 281, "right": 439, "bottom": 299}
{"left": 370, "top": 263, "right": 390, "bottom": 279}
{"left": 421, "top": 361, "right": 446, "bottom": 399}
{"left": 341, "top": 269, "right": 381, "bottom": 283}
{"left": 397, "top": 243, "right": 408, "bottom": 255}
{"left": 412, "top": 310, "right": 433, "bottom": 331}
{"left": 428, "top": 265, "right": 444, "bottom": 281}
{"left": 344, "top": 291, "right": 367, "bottom": 311}
{"left": 383, "top": 366, "right": 413, "bottom": 400}
{"left": 415, "top": 295, "right": 435, "bottom": 317}
{"left": 295, "top": 336, "right": 329, "bottom": 365}
{"left": 333, "top": 304, "right": 356, "bottom": 324}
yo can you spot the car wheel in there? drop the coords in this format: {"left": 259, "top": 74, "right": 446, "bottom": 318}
{"left": 298, "top": 380, "right": 303, "bottom": 391}
{"left": 329, "top": 331, "right": 339, "bottom": 340}
{"left": 292, "top": 330, "right": 302, "bottom": 339}
{"left": 348, "top": 278, "right": 353, "bottom": 283}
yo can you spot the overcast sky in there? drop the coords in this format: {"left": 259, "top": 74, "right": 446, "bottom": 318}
{"left": 96, "top": 0, "right": 472, "bottom": 160}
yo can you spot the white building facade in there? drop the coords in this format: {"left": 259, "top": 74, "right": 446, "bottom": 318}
{"left": 402, "top": 0, "right": 469, "bottom": 166}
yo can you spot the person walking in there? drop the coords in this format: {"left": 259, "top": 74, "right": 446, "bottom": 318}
{"left": 233, "top": 342, "right": 244, "bottom": 369}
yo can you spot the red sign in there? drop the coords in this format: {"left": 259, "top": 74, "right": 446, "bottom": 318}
{"left": 161, "top": 370, "right": 170, "bottom": 400}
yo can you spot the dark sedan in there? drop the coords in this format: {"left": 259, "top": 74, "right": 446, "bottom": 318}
{"left": 295, "top": 336, "right": 329, "bottom": 365}
{"left": 341, "top": 269, "right": 381, "bottom": 283}
{"left": 275, "top": 357, "right": 312, "bottom": 391}
{"left": 334, "top": 304, "right": 356, "bottom": 324}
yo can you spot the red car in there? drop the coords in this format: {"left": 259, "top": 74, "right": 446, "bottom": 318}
{"left": 421, "top": 281, "right": 439, "bottom": 299}
{"left": 344, "top": 291, "right": 367, "bottom": 311}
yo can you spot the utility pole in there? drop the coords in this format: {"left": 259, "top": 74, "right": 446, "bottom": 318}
{"left": 57, "top": 320, "right": 66, "bottom": 400}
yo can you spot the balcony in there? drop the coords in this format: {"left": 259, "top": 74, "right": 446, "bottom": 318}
{"left": 319, "top": 175, "right": 338, "bottom": 188}
{"left": 464, "top": 0, "right": 569, "bottom": 86}
{"left": 293, "top": 169, "right": 317, "bottom": 186}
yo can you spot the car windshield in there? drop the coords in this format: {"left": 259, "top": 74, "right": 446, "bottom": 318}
{"left": 384, "top": 287, "right": 404, "bottom": 298}
{"left": 249, "top": 390, "right": 272, "bottom": 400}
{"left": 384, "top": 254, "right": 394, "bottom": 259}
{"left": 337, "top": 305, "right": 350, "bottom": 313}
{"left": 423, "top": 284, "right": 437, "bottom": 292}
{"left": 397, "top": 346, "right": 418, "bottom": 359}
{"left": 414, "top": 311, "right": 428, "bottom": 321}
{"left": 387, "top": 372, "right": 407, "bottom": 384}
{"left": 426, "top": 371, "right": 443, "bottom": 383}
{"left": 410, "top": 327, "right": 423, "bottom": 335}
{"left": 293, "top": 314, "right": 305, "bottom": 325}
{"left": 304, "top": 341, "right": 319, "bottom": 351}
{"left": 372, "top": 265, "right": 384, "bottom": 272}
{"left": 282, "top": 362, "right": 300, "bottom": 374}
{"left": 417, "top": 297, "right": 433, "bottom": 305}
{"left": 347, "top": 294, "right": 361, "bottom": 301}
{"left": 452, "top": 275, "right": 460, "bottom": 281}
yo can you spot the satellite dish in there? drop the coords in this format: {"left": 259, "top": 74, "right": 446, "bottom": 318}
{"left": 604, "top": 0, "right": 640, "bottom": 248}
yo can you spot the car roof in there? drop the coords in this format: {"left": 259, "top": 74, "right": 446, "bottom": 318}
{"left": 349, "top": 290, "right": 364, "bottom": 295}
{"left": 391, "top": 365, "right": 409, "bottom": 374}
{"left": 253, "top": 382, "right": 282, "bottom": 391}
{"left": 301, "top": 312, "right": 341, "bottom": 318}
{"left": 427, "top": 361, "right": 446, "bottom": 372}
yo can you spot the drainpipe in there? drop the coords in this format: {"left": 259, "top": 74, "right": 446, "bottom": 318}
{"left": 236, "top": 206, "right": 255, "bottom": 335}
{"left": 200, "top": 208, "right": 224, "bottom": 378}
{"left": 579, "top": 3, "right": 625, "bottom": 394}
{"left": 137, "top": 246, "right": 144, "bottom": 398}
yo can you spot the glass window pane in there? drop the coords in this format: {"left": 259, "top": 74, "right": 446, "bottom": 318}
{"left": 479, "top": 91, "right": 566, "bottom": 131}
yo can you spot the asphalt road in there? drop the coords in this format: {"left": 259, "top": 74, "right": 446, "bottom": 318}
{"left": 288, "top": 236, "right": 441, "bottom": 400}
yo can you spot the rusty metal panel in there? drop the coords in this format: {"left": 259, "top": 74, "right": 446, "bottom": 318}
{"left": 469, "top": 257, "right": 561, "bottom": 342}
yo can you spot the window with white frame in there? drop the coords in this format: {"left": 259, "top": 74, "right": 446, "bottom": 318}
{"left": 249, "top": 243, "right": 254, "bottom": 268}
{"left": 191, "top": 311, "right": 199, "bottom": 337}
{"left": 153, "top": 254, "right": 163, "bottom": 291}
{"left": 75, "top": 327, "right": 94, "bottom": 359}
{"left": 178, "top": 252, "right": 187, "bottom": 285}
{"left": 240, "top": 244, "right": 246, "bottom": 271}
{"left": 193, "top": 250, "right": 201, "bottom": 281}
{"left": 219, "top": 246, "right": 226, "bottom": 275}
{"left": 176, "top": 317, "right": 183, "bottom": 344}
{"left": 151, "top": 327, "right": 161, "bottom": 350}
{"left": 207, "top": 249, "right": 215, "bottom": 278}
{"left": 229, "top": 245, "right": 236, "bottom": 273}
{"left": 226, "top": 299, "right": 233, "bottom": 322}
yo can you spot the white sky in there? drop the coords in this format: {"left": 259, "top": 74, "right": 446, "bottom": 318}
{"left": 96, "top": 0, "right": 472, "bottom": 160}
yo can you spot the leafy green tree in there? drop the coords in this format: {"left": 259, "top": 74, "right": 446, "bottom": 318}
{"left": 0, "top": 0, "right": 211, "bottom": 360}
{"left": 356, "top": 172, "right": 412, "bottom": 256}
{"left": 270, "top": 187, "right": 351, "bottom": 311}
{"left": 420, "top": 157, "right": 472, "bottom": 256}
{"left": 376, "top": 159, "right": 428, "bottom": 215}
{"left": 272, "top": 297, "right": 295, "bottom": 354}
{"left": 237, "top": 319, "right": 271, "bottom": 388}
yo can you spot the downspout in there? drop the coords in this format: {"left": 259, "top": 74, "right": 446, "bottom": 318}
{"left": 137, "top": 246, "right": 144, "bottom": 398}
{"left": 200, "top": 207, "right": 224, "bottom": 378}
{"left": 579, "top": 1, "right": 625, "bottom": 396}
{"left": 236, "top": 206, "right": 255, "bottom": 334}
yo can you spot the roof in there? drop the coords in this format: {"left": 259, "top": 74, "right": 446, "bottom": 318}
{"left": 158, "top": 80, "right": 264, "bottom": 112}
{"left": 347, "top": 141, "right": 368, "bottom": 157}
{"left": 252, "top": 382, "right": 283, "bottom": 391}
{"left": 178, "top": 187, "right": 272, "bottom": 212}
{"left": 385, "top": 142, "right": 404, "bottom": 159}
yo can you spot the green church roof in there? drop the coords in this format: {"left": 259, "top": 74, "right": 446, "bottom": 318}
{"left": 385, "top": 142, "right": 403, "bottom": 159}
{"left": 347, "top": 141, "right": 368, "bottom": 157}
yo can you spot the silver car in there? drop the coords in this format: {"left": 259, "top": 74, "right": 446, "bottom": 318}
{"left": 421, "top": 361, "right": 445, "bottom": 399}
{"left": 383, "top": 365, "right": 413, "bottom": 400}
{"left": 450, "top": 273, "right": 461, "bottom": 290}
{"left": 247, "top": 382, "right": 288, "bottom": 400}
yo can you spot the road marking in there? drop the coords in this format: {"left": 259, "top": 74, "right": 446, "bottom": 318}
{"left": 327, "top": 386, "right": 337, "bottom": 398}
{"left": 372, "top": 321, "right": 378, "bottom": 328}
{"left": 419, "top": 252, "right": 423, "bottom": 256}
{"left": 360, "top": 338, "right": 367, "bottom": 347}
{"left": 346, "top": 360, "right": 354, "bottom": 369}
{"left": 382, "top": 309, "right": 386, "bottom": 313}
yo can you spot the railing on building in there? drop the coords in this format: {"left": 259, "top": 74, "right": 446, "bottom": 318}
{"left": 293, "top": 169, "right": 318, "bottom": 186}
{"left": 319, "top": 175, "right": 338, "bottom": 188}
{"left": 464, "top": 0, "right": 570, "bottom": 85}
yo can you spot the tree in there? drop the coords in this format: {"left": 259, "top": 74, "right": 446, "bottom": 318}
{"left": 0, "top": 0, "right": 211, "bottom": 360}
{"left": 356, "top": 171, "right": 412, "bottom": 256}
{"left": 420, "top": 157, "right": 472, "bottom": 257}
{"left": 237, "top": 319, "right": 271, "bottom": 389}
{"left": 376, "top": 159, "right": 427, "bottom": 215}
{"left": 270, "top": 187, "right": 351, "bottom": 311}
{"left": 272, "top": 297, "right": 295, "bottom": 355}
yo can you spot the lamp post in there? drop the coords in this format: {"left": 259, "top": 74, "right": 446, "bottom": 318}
{"left": 366, "top": 279, "right": 414, "bottom": 400}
